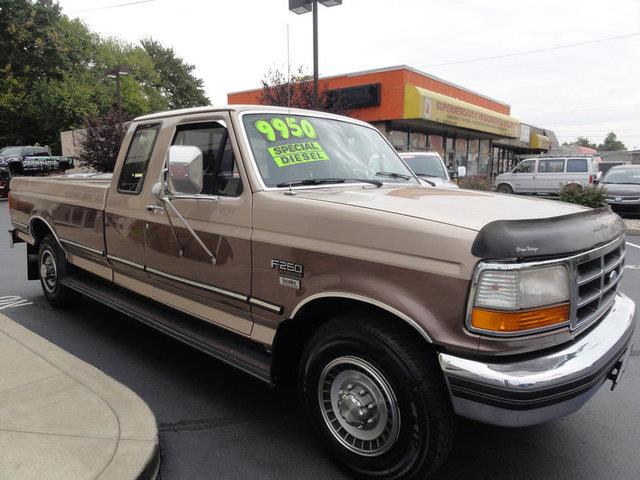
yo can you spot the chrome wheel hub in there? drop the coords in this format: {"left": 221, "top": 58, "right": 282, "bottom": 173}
{"left": 40, "top": 250, "right": 58, "bottom": 293}
{"left": 318, "top": 356, "right": 400, "bottom": 457}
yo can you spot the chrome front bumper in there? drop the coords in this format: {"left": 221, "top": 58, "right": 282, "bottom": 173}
{"left": 439, "top": 293, "right": 636, "bottom": 427}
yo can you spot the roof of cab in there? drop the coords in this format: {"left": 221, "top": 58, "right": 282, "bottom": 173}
{"left": 133, "top": 104, "right": 370, "bottom": 126}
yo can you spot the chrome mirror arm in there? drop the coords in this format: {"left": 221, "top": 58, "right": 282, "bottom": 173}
{"left": 158, "top": 195, "right": 217, "bottom": 265}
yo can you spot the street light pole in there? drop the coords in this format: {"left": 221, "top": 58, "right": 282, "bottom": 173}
{"left": 106, "top": 64, "right": 131, "bottom": 141}
{"left": 289, "top": 0, "right": 342, "bottom": 110}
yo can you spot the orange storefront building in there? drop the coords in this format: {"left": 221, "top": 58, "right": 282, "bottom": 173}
{"left": 228, "top": 65, "right": 555, "bottom": 178}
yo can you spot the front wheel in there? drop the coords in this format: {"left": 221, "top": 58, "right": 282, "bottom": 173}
{"left": 496, "top": 183, "right": 514, "bottom": 194}
{"left": 300, "top": 315, "right": 455, "bottom": 480}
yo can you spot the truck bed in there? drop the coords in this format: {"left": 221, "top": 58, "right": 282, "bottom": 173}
{"left": 9, "top": 174, "right": 112, "bottom": 255}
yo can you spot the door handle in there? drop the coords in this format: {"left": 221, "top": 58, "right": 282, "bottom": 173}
{"left": 146, "top": 205, "right": 164, "bottom": 213}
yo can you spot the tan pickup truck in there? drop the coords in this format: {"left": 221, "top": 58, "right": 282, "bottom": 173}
{"left": 8, "top": 106, "right": 636, "bottom": 479}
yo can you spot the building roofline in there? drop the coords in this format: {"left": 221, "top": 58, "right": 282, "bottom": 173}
{"left": 228, "top": 65, "right": 511, "bottom": 109}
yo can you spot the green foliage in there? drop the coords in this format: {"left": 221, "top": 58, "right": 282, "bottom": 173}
{"left": 76, "top": 111, "right": 122, "bottom": 172}
{"left": 458, "top": 176, "right": 492, "bottom": 191}
{"left": 597, "top": 132, "right": 627, "bottom": 152}
{"left": 141, "top": 38, "right": 209, "bottom": 110}
{"left": 559, "top": 183, "right": 607, "bottom": 208}
{"left": 562, "top": 136, "right": 597, "bottom": 149}
{"left": 0, "top": 1, "right": 209, "bottom": 153}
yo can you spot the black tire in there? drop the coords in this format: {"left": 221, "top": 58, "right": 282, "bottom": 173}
{"left": 496, "top": 183, "right": 514, "bottom": 194}
{"left": 299, "top": 314, "right": 455, "bottom": 480}
{"left": 38, "top": 235, "right": 78, "bottom": 308}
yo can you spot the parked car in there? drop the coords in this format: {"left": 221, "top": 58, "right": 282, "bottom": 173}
{"left": 495, "top": 156, "right": 600, "bottom": 194}
{"left": 0, "top": 145, "right": 74, "bottom": 197}
{"left": 601, "top": 164, "right": 640, "bottom": 215}
{"left": 399, "top": 151, "right": 459, "bottom": 188}
{"left": 9, "top": 106, "right": 635, "bottom": 480}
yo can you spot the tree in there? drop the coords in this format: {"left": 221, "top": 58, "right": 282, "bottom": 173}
{"left": 0, "top": 1, "right": 210, "bottom": 153}
{"left": 597, "top": 132, "right": 627, "bottom": 151}
{"left": 257, "top": 66, "right": 350, "bottom": 114}
{"left": 562, "top": 136, "right": 596, "bottom": 149}
{"left": 141, "top": 38, "right": 210, "bottom": 109}
{"left": 76, "top": 111, "right": 123, "bottom": 172}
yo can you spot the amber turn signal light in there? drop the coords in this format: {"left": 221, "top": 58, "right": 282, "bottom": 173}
{"left": 471, "top": 303, "right": 570, "bottom": 333}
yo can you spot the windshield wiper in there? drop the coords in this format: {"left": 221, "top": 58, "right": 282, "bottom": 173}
{"left": 276, "top": 177, "right": 382, "bottom": 188}
{"left": 376, "top": 171, "right": 412, "bottom": 180}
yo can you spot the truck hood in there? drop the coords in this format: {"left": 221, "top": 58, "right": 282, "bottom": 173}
{"left": 603, "top": 183, "right": 640, "bottom": 196}
{"left": 291, "top": 185, "right": 587, "bottom": 232}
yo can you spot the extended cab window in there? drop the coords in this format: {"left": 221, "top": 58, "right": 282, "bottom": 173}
{"left": 537, "top": 159, "right": 565, "bottom": 173}
{"left": 118, "top": 124, "right": 160, "bottom": 194}
{"left": 567, "top": 158, "right": 588, "bottom": 172}
{"left": 172, "top": 121, "right": 242, "bottom": 196}
{"left": 513, "top": 160, "right": 534, "bottom": 173}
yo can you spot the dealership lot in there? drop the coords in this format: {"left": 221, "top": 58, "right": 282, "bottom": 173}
{"left": 1, "top": 201, "right": 639, "bottom": 480}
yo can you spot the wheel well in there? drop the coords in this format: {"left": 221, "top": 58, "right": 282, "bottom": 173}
{"left": 26, "top": 218, "right": 57, "bottom": 280}
{"left": 271, "top": 297, "right": 434, "bottom": 386}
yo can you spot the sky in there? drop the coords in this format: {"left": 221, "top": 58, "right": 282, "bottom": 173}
{"left": 57, "top": 0, "right": 640, "bottom": 149}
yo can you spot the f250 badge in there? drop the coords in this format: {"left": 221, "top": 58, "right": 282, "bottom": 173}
{"left": 271, "top": 259, "right": 303, "bottom": 289}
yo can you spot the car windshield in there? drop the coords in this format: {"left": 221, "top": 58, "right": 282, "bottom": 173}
{"left": 0, "top": 147, "right": 23, "bottom": 157}
{"left": 602, "top": 169, "right": 640, "bottom": 185}
{"left": 242, "top": 113, "right": 417, "bottom": 188}
{"left": 401, "top": 154, "right": 447, "bottom": 179}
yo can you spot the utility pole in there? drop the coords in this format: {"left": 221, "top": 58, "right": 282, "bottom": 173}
{"left": 289, "top": 0, "right": 342, "bottom": 110}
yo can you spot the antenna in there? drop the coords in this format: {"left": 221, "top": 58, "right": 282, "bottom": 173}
{"left": 287, "top": 24, "right": 291, "bottom": 112}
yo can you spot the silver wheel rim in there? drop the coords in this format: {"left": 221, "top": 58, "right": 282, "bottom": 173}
{"left": 40, "top": 249, "right": 58, "bottom": 294}
{"left": 318, "top": 356, "right": 400, "bottom": 457}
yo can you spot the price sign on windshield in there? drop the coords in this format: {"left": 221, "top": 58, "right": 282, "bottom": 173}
{"left": 254, "top": 117, "right": 317, "bottom": 142}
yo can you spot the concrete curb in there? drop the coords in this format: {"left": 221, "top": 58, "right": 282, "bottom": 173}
{"left": 626, "top": 229, "right": 640, "bottom": 236}
{"left": 0, "top": 313, "right": 159, "bottom": 480}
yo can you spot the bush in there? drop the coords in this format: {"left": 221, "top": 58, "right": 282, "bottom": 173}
{"left": 76, "top": 112, "right": 125, "bottom": 173}
{"left": 559, "top": 183, "right": 607, "bottom": 208}
{"left": 458, "top": 176, "right": 492, "bottom": 191}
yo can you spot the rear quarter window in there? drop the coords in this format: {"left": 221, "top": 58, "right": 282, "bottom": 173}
{"left": 567, "top": 159, "right": 588, "bottom": 172}
{"left": 117, "top": 124, "right": 161, "bottom": 194}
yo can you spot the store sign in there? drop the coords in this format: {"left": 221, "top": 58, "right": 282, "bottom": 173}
{"left": 403, "top": 85, "right": 520, "bottom": 138}
{"left": 520, "top": 124, "right": 531, "bottom": 143}
{"left": 327, "top": 83, "right": 381, "bottom": 109}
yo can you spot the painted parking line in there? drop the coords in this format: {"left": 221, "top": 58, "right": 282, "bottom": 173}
{"left": 626, "top": 241, "right": 640, "bottom": 249}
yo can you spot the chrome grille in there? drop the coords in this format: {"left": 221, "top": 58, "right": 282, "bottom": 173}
{"left": 570, "top": 236, "right": 625, "bottom": 330}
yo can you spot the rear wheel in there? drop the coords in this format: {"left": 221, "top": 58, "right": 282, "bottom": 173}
{"left": 38, "top": 235, "right": 78, "bottom": 308}
{"left": 300, "top": 315, "right": 455, "bottom": 480}
{"left": 496, "top": 183, "right": 514, "bottom": 194}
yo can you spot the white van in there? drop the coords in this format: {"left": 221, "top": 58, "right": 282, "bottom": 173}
{"left": 495, "top": 156, "right": 601, "bottom": 194}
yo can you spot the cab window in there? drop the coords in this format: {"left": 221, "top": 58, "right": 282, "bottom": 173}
{"left": 567, "top": 158, "right": 588, "bottom": 172}
{"left": 172, "top": 121, "right": 242, "bottom": 197}
{"left": 118, "top": 124, "right": 161, "bottom": 194}
{"left": 513, "top": 160, "right": 535, "bottom": 173}
{"left": 537, "top": 159, "right": 565, "bottom": 173}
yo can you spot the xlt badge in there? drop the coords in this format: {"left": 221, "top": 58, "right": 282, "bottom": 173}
{"left": 270, "top": 259, "right": 304, "bottom": 278}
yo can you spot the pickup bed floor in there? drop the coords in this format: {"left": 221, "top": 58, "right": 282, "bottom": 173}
{"left": 61, "top": 267, "right": 272, "bottom": 383}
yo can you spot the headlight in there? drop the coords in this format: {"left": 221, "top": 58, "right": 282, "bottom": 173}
{"left": 469, "top": 264, "right": 570, "bottom": 335}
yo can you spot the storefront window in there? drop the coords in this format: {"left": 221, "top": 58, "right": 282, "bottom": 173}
{"left": 467, "top": 139, "right": 479, "bottom": 176}
{"left": 409, "top": 131, "right": 427, "bottom": 150}
{"left": 478, "top": 140, "right": 490, "bottom": 177}
{"left": 429, "top": 135, "right": 443, "bottom": 156}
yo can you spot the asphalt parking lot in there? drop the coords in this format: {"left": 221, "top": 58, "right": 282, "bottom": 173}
{"left": 1, "top": 200, "right": 639, "bottom": 480}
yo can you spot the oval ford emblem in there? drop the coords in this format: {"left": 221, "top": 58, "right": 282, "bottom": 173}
{"left": 615, "top": 197, "right": 622, "bottom": 201}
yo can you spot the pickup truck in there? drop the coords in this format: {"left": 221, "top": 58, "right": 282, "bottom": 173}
{"left": 8, "top": 106, "right": 636, "bottom": 480}
{"left": 0, "top": 145, "right": 73, "bottom": 197}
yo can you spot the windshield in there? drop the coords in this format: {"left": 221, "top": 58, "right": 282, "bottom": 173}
{"left": 602, "top": 168, "right": 640, "bottom": 185}
{"left": 242, "top": 113, "right": 417, "bottom": 188}
{"left": 0, "top": 147, "right": 22, "bottom": 157}
{"left": 401, "top": 154, "right": 447, "bottom": 179}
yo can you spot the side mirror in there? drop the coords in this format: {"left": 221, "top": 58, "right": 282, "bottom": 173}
{"left": 457, "top": 166, "right": 467, "bottom": 179}
{"left": 166, "top": 145, "right": 203, "bottom": 195}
